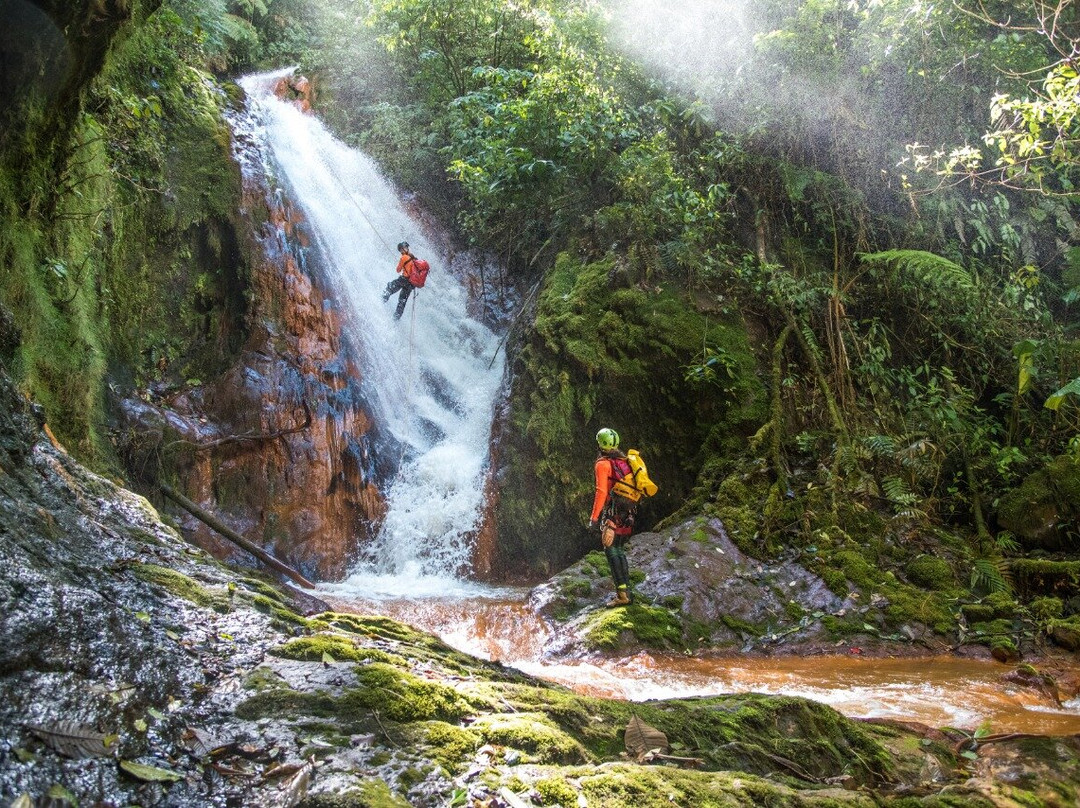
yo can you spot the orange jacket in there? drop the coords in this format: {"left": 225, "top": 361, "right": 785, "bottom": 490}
{"left": 590, "top": 455, "right": 617, "bottom": 522}
{"left": 396, "top": 253, "right": 415, "bottom": 276}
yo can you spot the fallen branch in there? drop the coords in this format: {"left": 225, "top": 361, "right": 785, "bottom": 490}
{"left": 169, "top": 402, "right": 312, "bottom": 452}
{"left": 160, "top": 483, "right": 315, "bottom": 590}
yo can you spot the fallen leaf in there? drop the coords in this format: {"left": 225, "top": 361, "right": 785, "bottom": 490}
{"left": 29, "top": 721, "right": 113, "bottom": 759}
{"left": 119, "top": 760, "right": 184, "bottom": 782}
{"left": 624, "top": 715, "right": 668, "bottom": 759}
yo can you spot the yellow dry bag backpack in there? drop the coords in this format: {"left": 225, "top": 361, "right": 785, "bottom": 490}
{"left": 610, "top": 449, "right": 658, "bottom": 502}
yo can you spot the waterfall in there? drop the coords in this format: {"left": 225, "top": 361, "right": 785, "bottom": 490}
{"left": 240, "top": 70, "right": 507, "bottom": 597}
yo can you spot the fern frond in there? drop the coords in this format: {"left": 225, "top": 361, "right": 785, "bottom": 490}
{"left": 859, "top": 249, "right": 975, "bottom": 293}
{"left": 894, "top": 507, "right": 929, "bottom": 522}
{"left": 970, "top": 558, "right": 1013, "bottom": 595}
{"left": 848, "top": 471, "right": 880, "bottom": 498}
{"left": 896, "top": 437, "right": 941, "bottom": 476}
{"left": 799, "top": 323, "right": 823, "bottom": 363}
{"left": 657, "top": 241, "right": 682, "bottom": 275}
{"left": 882, "top": 475, "right": 918, "bottom": 507}
{"left": 862, "top": 434, "right": 897, "bottom": 458}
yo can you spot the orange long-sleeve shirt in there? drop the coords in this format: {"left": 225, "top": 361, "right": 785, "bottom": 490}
{"left": 590, "top": 456, "right": 616, "bottom": 522}
{"left": 396, "top": 253, "right": 415, "bottom": 275}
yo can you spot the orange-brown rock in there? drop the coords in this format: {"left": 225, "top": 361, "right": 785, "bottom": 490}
{"left": 119, "top": 110, "right": 386, "bottom": 582}
{"left": 273, "top": 74, "right": 315, "bottom": 113}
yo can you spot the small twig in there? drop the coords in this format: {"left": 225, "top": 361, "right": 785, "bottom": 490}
{"left": 371, "top": 710, "right": 401, "bottom": 748}
{"left": 641, "top": 750, "right": 705, "bottom": 767}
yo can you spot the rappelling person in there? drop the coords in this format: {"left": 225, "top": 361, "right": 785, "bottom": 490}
{"left": 588, "top": 427, "right": 657, "bottom": 607}
{"left": 381, "top": 241, "right": 429, "bottom": 320}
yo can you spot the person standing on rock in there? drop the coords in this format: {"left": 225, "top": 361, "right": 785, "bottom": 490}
{"left": 382, "top": 241, "right": 421, "bottom": 320}
{"left": 589, "top": 427, "right": 638, "bottom": 607}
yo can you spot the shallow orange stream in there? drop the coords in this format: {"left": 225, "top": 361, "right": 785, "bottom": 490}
{"left": 326, "top": 593, "right": 1080, "bottom": 737}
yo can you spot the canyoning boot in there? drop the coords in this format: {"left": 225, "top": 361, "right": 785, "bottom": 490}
{"left": 606, "top": 588, "right": 631, "bottom": 607}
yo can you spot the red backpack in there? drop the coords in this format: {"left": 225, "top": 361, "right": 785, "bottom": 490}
{"left": 407, "top": 258, "right": 430, "bottom": 288}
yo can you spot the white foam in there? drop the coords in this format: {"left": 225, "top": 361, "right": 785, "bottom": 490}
{"left": 240, "top": 71, "right": 505, "bottom": 594}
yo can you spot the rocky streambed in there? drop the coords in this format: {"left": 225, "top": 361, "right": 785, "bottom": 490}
{"left": 2, "top": 364, "right": 1080, "bottom": 807}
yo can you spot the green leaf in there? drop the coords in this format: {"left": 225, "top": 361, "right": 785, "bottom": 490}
{"left": 120, "top": 760, "right": 184, "bottom": 782}
{"left": 1045, "top": 377, "right": 1080, "bottom": 411}
{"left": 322, "top": 651, "right": 336, "bottom": 665}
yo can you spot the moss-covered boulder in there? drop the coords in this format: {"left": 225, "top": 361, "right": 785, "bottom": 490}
{"left": 494, "top": 251, "right": 765, "bottom": 578}
{"left": 996, "top": 454, "right": 1080, "bottom": 551}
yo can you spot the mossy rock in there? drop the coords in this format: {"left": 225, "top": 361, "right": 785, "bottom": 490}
{"left": 494, "top": 251, "right": 765, "bottom": 578}
{"left": 584, "top": 604, "right": 685, "bottom": 651}
{"left": 341, "top": 663, "right": 474, "bottom": 723}
{"left": 961, "top": 604, "right": 995, "bottom": 623}
{"left": 271, "top": 634, "right": 394, "bottom": 664}
{"left": 991, "top": 637, "right": 1021, "bottom": 663}
{"left": 996, "top": 454, "right": 1080, "bottom": 550}
{"left": 1010, "top": 559, "right": 1080, "bottom": 600}
{"left": 905, "top": 555, "right": 954, "bottom": 590}
{"left": 403, "top": 721, "right": 480, "bottom": 774}
{"left": 468, "top": 712, "right": 589, "bottom": 764}
{"left": 297, "top": 779, "right": 411, "bottom": 808}
{"left": 1029, "top": 596, "right": 1064, "bottom": 622}
{"left": 130, "top": 562, "right": 229, "bottom": 611}
{"left": 1048, "top": 616, "right": 1080, "bottom": 651}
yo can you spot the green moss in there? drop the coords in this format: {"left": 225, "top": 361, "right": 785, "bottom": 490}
{"left": 1011, "top": 559, "right": 1080, "bottom": 599}
{"left": 0, "top": 9, "right": 250, "bottom": 471}
{"left": 534, "top": 777, "right": 580, "bottom": 807}
{"left": 821, "top": 613, "right": 865, "bottom": 638}
{"left": 298, "top": 779, "right": 412, "bottom": 808}
{"left": 252, "top": 594, "right": 310, "bottom": 628}
{"left": 584, "top": 604, "right": 685, "bottom": 651}
{"left": 720, "top": 614, "right": 765, "bottom": 637}
{"left": 405, "top": 721, "right": 479, "bottom": 774}
{"left": 961, "top": 604, "right": 995, "bottom": 623}
{"left": 583, "top": 551, "right": 609, "bottom": 576}
{"left": 234, "top": 689, "right": 337, "bottom": 721}
{"left": 271, "top": 635, "right": 394, "bottom": 664}
{"left": 571, "top": 765, "right": 806, "bottom": 808}
{"left": 130, "top": 562, "right": 228, "bottom": 611}
{"left": 997, "top": 455, "right": 1080, "bottom": 545}
{"left": 468, "top": 712, "right": 589, "bottom": 764}
{"left": 340, "top": 663, "right": 474, "bottom": 723}
{"left": 1029, "top": 596, "right": 1064, "bottom": 621}
{"left": 905, "top": 555, "right": 954, "bottom": 590}
{"left": 559, "top": 577, "right": 593, "bottom": 599}
{"left": 969, "top": 619, "right": 1016, "bottom": 639}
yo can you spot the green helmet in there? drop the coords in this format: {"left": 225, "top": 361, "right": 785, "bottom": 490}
{"left": 596, "top": 427, "right": 619, "bottom": 450}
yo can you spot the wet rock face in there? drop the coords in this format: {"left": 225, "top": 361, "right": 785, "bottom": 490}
{"left": 0, "top": 365, "right": 277, "bottom": 804}
{"left": 116, "top": 101, "right": 389, "bottom": 582}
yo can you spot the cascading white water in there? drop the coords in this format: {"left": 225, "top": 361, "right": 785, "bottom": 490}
{"left": 240, "top": 70, "right": 506, "bottom": 597}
